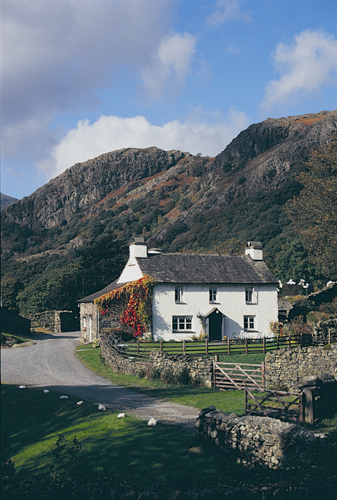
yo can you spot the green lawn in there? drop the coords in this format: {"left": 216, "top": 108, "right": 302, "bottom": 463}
{"left": 1, "top": 384, "right": 245, "bottom": 494}
{"left": 76, "top": 345, "right": 245, "bottom": 413}
{"left": 2, "top": 384, "right": 337, "bottom": 499}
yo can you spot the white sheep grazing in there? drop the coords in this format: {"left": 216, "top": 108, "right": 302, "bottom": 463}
{"left": 98, "top": 404, "right": 106, "bottom": 411}
{"left": 148, "top": 418, "right": 157, "bottom": 427}
{"left": 60, "top": 395, "right": 68, "bottom": 399}
{"left": 117, "top": 413, "right": 125, "bottom": 418}
{"left": 77, "top": 401, "right": 84, "bottom": 406}
{"left": 19, "top": 386, "right": 26, "bottom": 389}
{"left": 43, "top": 390, "right": 50, "bottom": 394}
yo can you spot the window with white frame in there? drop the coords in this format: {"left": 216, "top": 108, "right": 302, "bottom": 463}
{"left": 244, "top": 315, "right": 255, "bottom": 331}
{"left": 209, "top": 287, "right": 217, "bottom": 303}
{"left": 175, "top": 286, "right": 183, "bottom": 303}
{"left": 172, "top": 316, "right": 192, "bottom": 332}
{"left": 245, "top": 287, "right": 253, "bottom": 303}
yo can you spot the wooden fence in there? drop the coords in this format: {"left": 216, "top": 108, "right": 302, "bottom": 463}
{"left": 213, "top": 361, "right": 265, "bottom": 390}
{"left": 115, "top": 333, "right": 312, "bottom": 360}
{"left": 245, "top": 387, "right": 304, "bottom": 423}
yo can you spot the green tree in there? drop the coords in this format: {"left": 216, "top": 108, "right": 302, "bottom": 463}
{"left": 286, "top": 136, "right": 337, "bottom": 281}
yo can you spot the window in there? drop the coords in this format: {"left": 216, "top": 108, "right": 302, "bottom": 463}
{"left": 245, "top": 287, "right": 253, "bottom": 303}
{"left": 244, "top": 315, "right": 255, "bottom": 331}
{"left": 175, "top": 286, "right": 183, "bottom": 303}
{"left": 172, "top": 316, "right": 192, "bottom": 332}
{"left": 209, "top": 287, "right": 217, "bottom": 303}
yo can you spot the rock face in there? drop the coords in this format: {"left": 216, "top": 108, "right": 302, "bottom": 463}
{"left": 2, "top": 110, "right": 337, "bottom": 251}
{"left": 0, "top": 193, "right": 18, "bottom": 211}
{"left": 2, "top": 147, "right": 190, "bottom": 229}
{"left": 3, "top": 111, "right": 337, "bottom": 233}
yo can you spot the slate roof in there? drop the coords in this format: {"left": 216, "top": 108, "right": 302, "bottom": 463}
{"left": 78, "top": 280, "right": 127, "bottom": 303}
{"left": 78, "top": 252, "right": 277, "bottom": 303}
{"left": 137, "top": 253, "right": 277, "bottom": 285}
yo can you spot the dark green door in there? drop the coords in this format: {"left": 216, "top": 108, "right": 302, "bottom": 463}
{"left": 209, "top": 310, "right": 223, "bottom": 341}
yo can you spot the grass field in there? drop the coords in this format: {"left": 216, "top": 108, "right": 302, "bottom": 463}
{"left": 76, "top": 345, "right": 246, "bottom": 412}
{"left": 2, "top": 342, "right": 337, "bottom": 498}
{"left": 2, "top": 383, "right": 337, "bottom": 499}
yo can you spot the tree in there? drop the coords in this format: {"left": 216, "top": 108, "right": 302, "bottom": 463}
{"left": 286, "top": 136, "right": 337, "bottom": 282}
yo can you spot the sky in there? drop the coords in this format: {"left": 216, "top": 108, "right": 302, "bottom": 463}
{"left": 2, "top": 0, "right": 337, "bottom": 200}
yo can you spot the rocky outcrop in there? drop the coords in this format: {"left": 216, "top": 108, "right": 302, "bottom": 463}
{"left": 0, "top": 193, "right": 18, "bottom": 211}
{"left": 2, "top": 147, "right": 190, "bottom": 229}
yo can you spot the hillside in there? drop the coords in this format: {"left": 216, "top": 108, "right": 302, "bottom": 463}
{"left": 1, "top": 193, "right": 18, "bottom": 211}
{"left": 1, "top": 110, "right": 337, "bottom": 316}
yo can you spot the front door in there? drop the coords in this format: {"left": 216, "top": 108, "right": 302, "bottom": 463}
{"left": 208, "top": 309, "right": 223, "bottom": 341}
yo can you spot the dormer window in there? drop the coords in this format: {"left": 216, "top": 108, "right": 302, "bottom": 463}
{"left": 209, "top": 287, "right": 217, "bottom": 303}
{"left": 175, "top": 286, "right": 183, "bottom": 303}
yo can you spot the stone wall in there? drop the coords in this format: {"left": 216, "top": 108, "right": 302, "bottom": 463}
{"left": 312, "top": 318, "right": 337, "bottom": 345}
{"left": 265, "top": 344, "right": 337, "bottom": 391}
{"left": 28, "top": 310, "right": 79, "bottom": 333}
{"left": 195, "top": 406, "right": 316, "bottom": 469}
{"left": 100, "top": 333, "right": 213, "bottom": 387}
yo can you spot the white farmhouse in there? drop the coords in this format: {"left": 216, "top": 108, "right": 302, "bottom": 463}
{"left": 78, "top": 238, "right": 278, "bottom": 342}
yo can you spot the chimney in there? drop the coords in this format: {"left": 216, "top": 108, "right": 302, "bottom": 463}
{"left": 129, "top": 237, "right": 148, "bottom": 259}
{"left": 245, "top": 241, "right": 263, "bottom": 261}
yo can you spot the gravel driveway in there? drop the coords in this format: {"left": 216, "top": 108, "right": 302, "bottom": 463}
{"left": 1, "top": 331, "right": 198, "bottom": 430}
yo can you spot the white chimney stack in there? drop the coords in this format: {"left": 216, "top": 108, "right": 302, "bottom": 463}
{"left": 129, "top": 237, "right": 148, "bottom": 259}
{"left": 245, "top": 241, "right": 263, "bottom": 261}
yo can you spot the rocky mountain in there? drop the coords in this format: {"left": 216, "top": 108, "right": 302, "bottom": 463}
{"left": 1, "top": 110, "right": 337, "bottom": 316}
{"left": 1, "top": 193, "right": 18, "bottom": 211}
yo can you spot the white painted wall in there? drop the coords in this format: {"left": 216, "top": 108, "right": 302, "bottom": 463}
{"left": 152, "top": 283, "right": 278, "bottom": 341}
{"left": 117, "top": 257, "right": 143, "bottom": 284}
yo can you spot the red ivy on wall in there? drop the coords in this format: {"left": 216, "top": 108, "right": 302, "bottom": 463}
{"left": 94, "top": 276, "right": 155, "bottom": 337}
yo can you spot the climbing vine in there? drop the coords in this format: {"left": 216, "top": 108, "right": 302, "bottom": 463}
{"left": 94, "top": 276, "right": 155, "bottom": 337}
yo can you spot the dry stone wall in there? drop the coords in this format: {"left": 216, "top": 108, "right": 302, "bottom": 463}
{"left": 28, "top": 310, "right": 79, "bottom": 333}
{"left": 100, "top": 333, "right": 213, "bottom": 387}
{"left": 265, "top": 344, "right": 337, "bottom": 391}
{"left": 196, "top": 406, "right": 316, "bottom": 469}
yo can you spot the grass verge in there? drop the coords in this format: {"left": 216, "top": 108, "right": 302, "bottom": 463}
{"left": 76, "top": 345, "right": 245, "bottom": 413}
{"left": 2, "top": 384, "right": 337, "bottom": 499}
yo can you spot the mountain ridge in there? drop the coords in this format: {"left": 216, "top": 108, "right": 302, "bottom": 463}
{"left": 1, "top": 110, "right": 337, "bottom": 315}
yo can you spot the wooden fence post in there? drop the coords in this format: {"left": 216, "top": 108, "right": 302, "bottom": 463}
{"left": 262, "top": 361, "right": 265, "bottom": 388}
{"left": 288, "top": 334, "right": 291, "bottom": 348}
{"left": 137, "top": 338, "right": 140, "bottom": 356}
{"left": 328, "top": 328, "right": 331, "bottom": 345}
{"left": 263, "top": 336, "right": 266, "bottom": 354}
{"left": 206, "top": 339, "right": 208, "bottom": 356}
{"left": 183, "top": 339, "right": 186, "bottom": 355}
{"left": 228, "top": 338, "right": 230, "bottom": 355}
{"left": 277, "top": 335, "right": 279, "bottom": 349}
{"left": 245, "top": 337, "right": 248, "bottom": 355}
{"left": 160, "top": 339, "right": 163, "bottom": 352}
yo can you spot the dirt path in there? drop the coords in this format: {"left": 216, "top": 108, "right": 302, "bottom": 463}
{"left": 1, "top": 331, "right": 198, "bottom": 431}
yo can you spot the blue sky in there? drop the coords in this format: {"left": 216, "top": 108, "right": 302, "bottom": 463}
{"left": 2, "top": 0, "right": 337, "bottom": 199}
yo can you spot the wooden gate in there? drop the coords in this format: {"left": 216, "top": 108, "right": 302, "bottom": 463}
{"left": 213, "top": 361, "right": 265, "bottom": 390}
{"left": 245, "top": 387, "right": 304, "bottom": 423}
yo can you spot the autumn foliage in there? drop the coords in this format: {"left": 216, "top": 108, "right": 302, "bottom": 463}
{"left": 94, "top": 276, "right": 155, "bottom": 337}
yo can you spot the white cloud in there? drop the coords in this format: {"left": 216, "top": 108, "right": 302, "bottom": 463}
{"left": 141, "top": 32, "right": 197, "bottom": 97}
{"left": 262, "top": 30, "right": 337, "bottom": 110}
{"left": 207, "top": 0, "right": 251, "bottom": 25}
{"left": 2, "top": 0, "right": 172, "bottom": 128}
{"left": 40, "top": 110, "right": 249, "bottom": 178}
